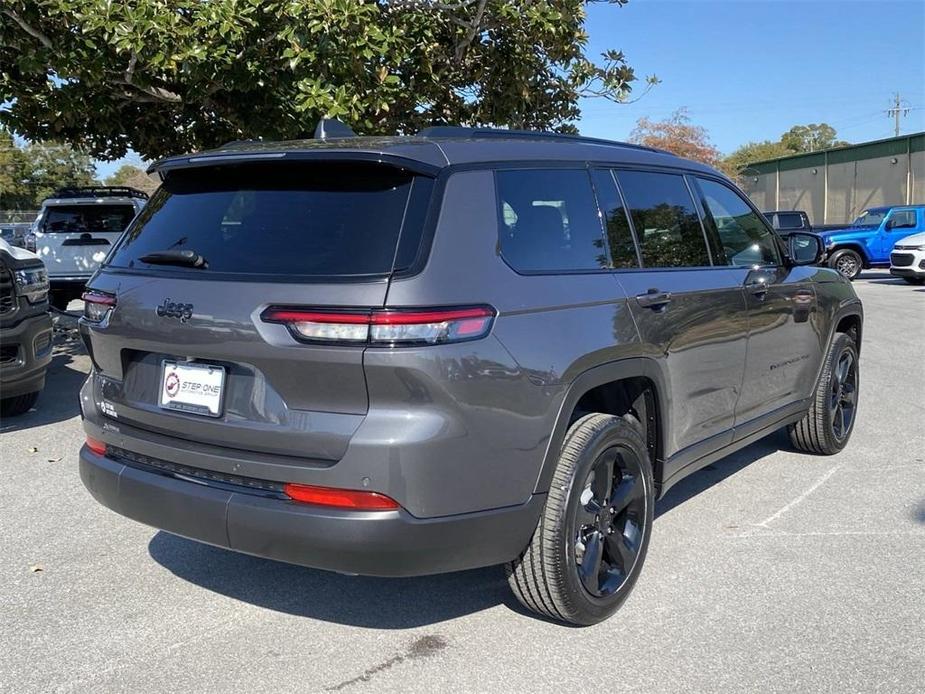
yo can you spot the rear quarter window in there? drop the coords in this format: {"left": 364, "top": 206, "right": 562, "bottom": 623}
{"left": 107, "top": 163, "right": 427, "bottom": 279}
{"left": 496, "top": 169, "right": 608, "bottom": 273}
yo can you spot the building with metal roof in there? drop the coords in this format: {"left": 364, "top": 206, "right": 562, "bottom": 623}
{"left": 740, "top": 132, "right": 925, "bottom": 225}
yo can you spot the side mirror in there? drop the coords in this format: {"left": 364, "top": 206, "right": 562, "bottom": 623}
{"left": 885, "top": 219, "right": 895, "bottom": 230}
{"left": 787, "top": 232, "right": 824, "bottom": 266}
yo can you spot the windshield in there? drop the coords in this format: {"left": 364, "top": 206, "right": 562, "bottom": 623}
{"left": 852, "top": 209, "right": 887, "bottom": 226}
{"left": 42, "top": 204, "right": 136, "bottom": 234}
{"left": 107, "top": 162, "right": 427, "bottom": 279}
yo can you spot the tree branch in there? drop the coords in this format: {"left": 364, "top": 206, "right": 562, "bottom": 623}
{"left": 3, "top": 9, "right": 53, "bottom": 49}
{"left": 115, "top": 53, "right": 182, "bottom": 104}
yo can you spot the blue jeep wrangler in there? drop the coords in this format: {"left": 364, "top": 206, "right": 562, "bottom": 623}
{"left": 819, "top": 205, "right": 925, "bottom": 279}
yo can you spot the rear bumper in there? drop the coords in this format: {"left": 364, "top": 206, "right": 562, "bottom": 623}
{"left": 79, "top": 445, "right": 544, "bottom": 577}
{"left": 0, "top": 311, "right": 53, "bottom": 398}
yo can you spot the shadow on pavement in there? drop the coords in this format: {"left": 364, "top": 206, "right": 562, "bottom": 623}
{"left": 149, "top": 429, "right": 792, "bottom": 627}
{"left": 0, "top": 338, "right": 88, "bottom": 433}
{"left": 655, "top": 429, "right": 789, "bottom": 519}
{"left": 148, "top": 531, "right": 522, "bottom": 628}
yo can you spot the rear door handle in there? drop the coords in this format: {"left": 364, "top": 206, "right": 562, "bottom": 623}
{"left": 636, "top": 289, "right": 672, "bottom": 310}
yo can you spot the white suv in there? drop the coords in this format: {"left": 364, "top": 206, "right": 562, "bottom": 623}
{"left": 26, "top": 187, "right": 148, "bottom": 309}
{"left": 890, "top": 232, "right": 925, "bottom": 285}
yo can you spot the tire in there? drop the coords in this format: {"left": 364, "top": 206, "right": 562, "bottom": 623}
{"left": 788, "top": 332, "right": 859, "bottom": 455}
{"left": 506, "top": 413, "right": 654, "bottom": 626}
{"left": 828, "top": 249, "right": 863, "bottom": 280}
{"left": 0, "top": 390, "right": 40, "bottom": 417}
{"left": 902, "top": 276, "right": 925, "bottom": 285}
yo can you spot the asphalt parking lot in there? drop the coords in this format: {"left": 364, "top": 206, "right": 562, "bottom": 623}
{"left": 1, "top": 273, "right": 923, "bottom": 693}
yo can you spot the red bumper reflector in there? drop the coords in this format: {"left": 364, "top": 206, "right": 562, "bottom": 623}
{"left": 283, "top": 483, "right": 400, "bottom": 511}
{"left": 86, "top": 436, "right": 107, "bottom": 456}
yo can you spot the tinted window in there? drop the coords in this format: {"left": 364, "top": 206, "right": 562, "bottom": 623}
{"left": 889, "top": 210, "right": 916, "bottom": 229}
{"left": 497, "top": 169, "right": 607, "bottom": 272}
{"left": 42, "top": 204, "right": 135, "bottom": 234}
{"left": 696, "top": 178, "right": 780, "bottom": 266}
{"left": 776, "top": 212, "right": 805, "bottom": 230}
{"left": 107, "top": 163, "right": 420, "bottom": 278}
{"left": 591, "top": 169, "right": 639, "bottom": 269}
{"left": 615, "top": 171, "right": 710, "bottom": 268}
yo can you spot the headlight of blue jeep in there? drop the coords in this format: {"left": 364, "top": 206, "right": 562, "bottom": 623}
{"left": 14, "top": 266, "right": 49, "bottom": 304}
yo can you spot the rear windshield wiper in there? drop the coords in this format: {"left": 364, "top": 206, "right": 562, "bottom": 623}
{"left": 138, "top": 249, "right": 208, "bottom": 268}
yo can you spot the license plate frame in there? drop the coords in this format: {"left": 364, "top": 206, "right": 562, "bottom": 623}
{"left": 159, "top": 360, "right": 226, "bottom": 418}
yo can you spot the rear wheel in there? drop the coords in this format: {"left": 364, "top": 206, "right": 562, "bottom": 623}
{"left": 0, "top": 391, "right": 40, "bottom": 417}
{"left": 506, "top": 413, "right": 654, "bottom": 625}
{"left": 788, "top": 332, "right": 859, "bottom": 455}
{"left": 828, "top": 249, "right": 863, "bottom": 280}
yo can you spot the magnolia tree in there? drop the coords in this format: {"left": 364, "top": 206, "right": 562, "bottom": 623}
{"left": 1, "top": 0, "right": 657, "bottom": 160}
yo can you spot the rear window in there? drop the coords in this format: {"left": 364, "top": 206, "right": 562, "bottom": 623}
{"left": 107, "top": 163, "right": 427, "bottom": 278}
{"left": 42, "top": 205, "right": 136, "bottom": 234}
{"left": 776, "top": 212, "right": 805, "bottom": 229}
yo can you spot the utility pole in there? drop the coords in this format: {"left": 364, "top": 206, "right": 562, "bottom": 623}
{"left": 887, "top": 93, "right": 910, "bottom": 137}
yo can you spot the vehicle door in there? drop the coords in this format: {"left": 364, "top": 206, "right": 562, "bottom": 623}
{"left": 598, "top": 168, "right": 750, "bottom": 463}
{"left": 692, "top": 176, "right": 823, "bottom": 436}
{"left": 880, "top": 208, "right": 920, "bottom": 259}
{"left": 35, "top": 202, "right": 136, "bottom": 278}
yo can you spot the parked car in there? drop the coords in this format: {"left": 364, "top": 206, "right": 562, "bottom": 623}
{"left": 1, "top": 223, "right": 32, "bottom": 249}
{"left": 0, "top": 238, "right": 52, "bottom": 417}
{"left": 26, "top": 186, "right": 148, "bottom": 309}
{"left": 816, "top": 204, "right": 925, "bottom": 279}
{"left": 889, "top": 231, "right": 925, "bottom": 284}
{"left": 77, "top": 122, "right": 862, "bottom": 626}
{"left": 763, "top": 210, "right": 812, "bottom": 235}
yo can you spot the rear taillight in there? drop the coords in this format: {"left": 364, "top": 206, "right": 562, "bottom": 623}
{"left": 82, "top": 291, "right": 116, "bottom": 323}
{"left": 283, "top": 483, "right": 400, "bottom": 510}
{"left": 262, "top": 306, "right": 495, "bottom": 346}
{"left": 85, "top": 436, "right": 107, "bottom": 456}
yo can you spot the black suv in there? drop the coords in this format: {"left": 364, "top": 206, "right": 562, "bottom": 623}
{"left": 1, "top": 239, "right": 52, "bottom": 416}
{"left": 78, "top": 124, "right": 862, "bottom": 625}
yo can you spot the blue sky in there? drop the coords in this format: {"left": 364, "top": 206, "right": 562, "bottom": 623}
{"left": 577, "top": 0, "right": 925, "bottom": 150}
{"left": 97, "top": 0, "right": 925, "bottom": 178}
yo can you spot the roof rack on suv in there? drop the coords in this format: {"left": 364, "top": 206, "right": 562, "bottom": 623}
{"left": 416, "top": 126, "right": 666, "bottom": 154}
{"left": 48, "top": 186, "right": 149, "bottom": 201}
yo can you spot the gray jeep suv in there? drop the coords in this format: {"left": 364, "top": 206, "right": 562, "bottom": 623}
{"left": 78, "top": 124, "right": 862, "bottom": 625}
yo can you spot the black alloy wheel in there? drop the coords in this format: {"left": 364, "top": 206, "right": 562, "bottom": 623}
{"left": 574, "top": 446, "right": 646, "bottom": 598}
{"left": 506, "top": 413, "right": 654, "bottom": 625}
{"left": 829, "top": 348, "right": 858, "bottom": 441}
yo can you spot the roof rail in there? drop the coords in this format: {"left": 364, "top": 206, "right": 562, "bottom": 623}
{"left": 416, "top": 126, "right": 666, "bottom": 153}
{"left": 219, "top": 138, "right": 262, "bottom": 148}
{"left": 314, "top": 118, "right": 357, "bottom": 140}
{"left": 47, "top": 186, "right": 149, "bottom": 201}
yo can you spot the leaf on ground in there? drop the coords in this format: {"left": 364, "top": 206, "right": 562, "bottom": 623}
{"left": 28, "top": 446, "right": 38, "bottom": 453}
{"left": 46, "top": 457, "right": 62, "bottom": 463}
{"left": 29, "top": 564, "right": 44, "bottom": 573}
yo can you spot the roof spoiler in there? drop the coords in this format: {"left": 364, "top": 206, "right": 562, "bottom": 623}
{"left": 314, "top": 118, "right": 357, "bottom": 140}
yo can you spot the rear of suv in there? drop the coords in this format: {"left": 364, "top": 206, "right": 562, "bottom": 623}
{"left": 78, "top": 124, "right": 863, "bottom": 625}
{"left": 27, "top": 186, "right": 148, "bottom": 309}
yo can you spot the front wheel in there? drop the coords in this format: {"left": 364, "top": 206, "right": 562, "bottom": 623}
{"left": 828, "top": 249, "right": 863, "bottom": 280}
{"left": 506, "top": 413, "right": 654, "bottom": 625}
{"left": 788, "top": 332, "right": 859, "bottom": 455}
{"left": 0, "top": 390, "right": 40, "bottom": 417}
